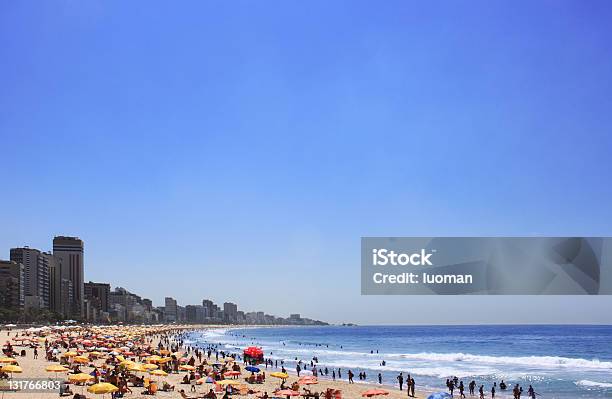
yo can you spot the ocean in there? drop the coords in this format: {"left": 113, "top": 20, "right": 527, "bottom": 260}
{"left": 184, "top": 325, "right": 612, "bottom": 398}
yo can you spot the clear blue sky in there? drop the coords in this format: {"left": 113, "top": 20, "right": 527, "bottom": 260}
{"left": 1, "top": 1, "right": 612, "bottom": 324}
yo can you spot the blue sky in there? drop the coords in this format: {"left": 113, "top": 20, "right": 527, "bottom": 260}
{"left": 1, "top": 1, "right": 612, "bottom": 324}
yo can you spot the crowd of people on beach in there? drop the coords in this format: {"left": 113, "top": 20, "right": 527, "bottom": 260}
{"left": 223, "top": 331, "right": 541, "bottom": 399}
{"left": 0, "top": 327, "right": 544, "bottom": 399}
{"left": 441, "top": 376, "right": 538, "bottom": 399}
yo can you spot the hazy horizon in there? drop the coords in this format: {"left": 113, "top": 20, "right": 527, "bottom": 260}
{"left": 2, "top": 1, "right": 612, "bottom": 325}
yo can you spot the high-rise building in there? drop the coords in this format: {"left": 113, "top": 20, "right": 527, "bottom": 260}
{"left": 223, "top": 302, "right": 238, "bottom": 323}
{"left": 53, "top": 236, "right": 84, "bottom": 318}
{"left": 202, "top": 299, "right": 214, "bottom": 320}
{"left": 9, "top": 247, "right": 51, "bottom": 309}
{"left": 142, "top": 298, "right": 153, "bottom": 312}
{"left": 164, "top": 297, "right": 178, "bottom": 322}
{"left": 186, "top": 305, "right": 206, "bottom": 323}
{"left": 84, "top": 281, "right": 110, "bottom": 313}
{"left": 0, "top": 260, "right": 25, "bottom": 309}
{"left": 49, "top": 255, "right": 72, "bottom": 317}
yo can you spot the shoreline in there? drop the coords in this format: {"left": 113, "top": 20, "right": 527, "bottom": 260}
{"left": 0, "top": 325, "right": 431, "bottom": 399}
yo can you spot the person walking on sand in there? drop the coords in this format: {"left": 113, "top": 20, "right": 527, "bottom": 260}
{"left": 296, "top": 364, "right": 301, "bottom": 377}
{"left": 397, "top": 372, "right": 404, "bottom": 391}
{"left": 459, "top": 381, "right": 465, "bottom": 398}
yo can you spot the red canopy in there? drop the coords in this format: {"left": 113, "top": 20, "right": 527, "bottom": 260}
{"left": 243, "top": 346, "right": 264, "bottom": 357}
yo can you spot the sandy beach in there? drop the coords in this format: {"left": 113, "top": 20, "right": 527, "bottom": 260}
{"left": 0, "top": 326, "right": 426, "bottom": 399}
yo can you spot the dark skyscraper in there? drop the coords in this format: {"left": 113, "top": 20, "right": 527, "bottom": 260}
{"left": 53, "top": 236, "right": 84, "bottom": 318}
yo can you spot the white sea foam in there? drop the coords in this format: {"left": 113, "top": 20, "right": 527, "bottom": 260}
{"left": 254, "top": 345, "right": 612, "bottom": 372}
{"left": 575, "top": 380, "right": 612, "bottom": 389}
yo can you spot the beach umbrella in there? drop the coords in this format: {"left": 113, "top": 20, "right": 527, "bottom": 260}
{"left": 224, "top": 370, "right": 241, "bottom": 377}
{"left": 298, "top": 377, "right": 318, "bottom": 385}
{"left": 217, "top": 379, "right": 242, "bottom": 386}
{"left": 87, "top": 382, "right": 119, "bottom": 395}
{"left": 72, "top": 355, "right": 89, "bottom": 364}
{"left": 1, "top": 364, "right": 22, "bottom": 374}
{"left": 361, "top": 389, "right": 390, "bottom": 397}
{"left": 149, "top": 369, "right": 168, "bottom": 377}
{"left": 276, "top": 390, "right": 300, "bottom": 397}
{"left": 142, "top": 363, "right": 158, "bottom": 370}
{"left": 128, "top": 363, "right": 146, "bottom": 372}
{"left": 46, "top": 365, "right": 69, "bottom": 372}
{"left": 244, "top": 347, "right": 263, "bottom": 357}
{"left": 62, "top": 351, "right": 78, "bottom": 358}
{"left": 180, "top": 365, "right": 196, "bottom": 371}
{"left": 246, "top": 366, "right": 260, "bottom": 373}
{"left": 45, "top": 364, "right": 70, "bottom": 378}
{"left": 0, "top": 358, "right": 17, "bottom": 364}
{"left": 270, "top": 372, "right": 289, "bottom": 379}
{"left": 427, "top": 393, "right": 452, "bottom": 399}
{"left": 68, "top": 373, "right": 94, "bottom": 384}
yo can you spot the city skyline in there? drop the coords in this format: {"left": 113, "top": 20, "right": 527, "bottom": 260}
{"left": 0, "top": 234, "right": 327, "bottom": 325}
{"left": 2, "top": 1, "right": 612, "bottom": 325}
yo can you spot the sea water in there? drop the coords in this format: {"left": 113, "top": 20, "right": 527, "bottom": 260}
{"left": 185, "top": 325, "right": 612, "bottom": 398}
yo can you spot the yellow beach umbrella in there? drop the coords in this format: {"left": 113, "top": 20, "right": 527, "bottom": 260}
{"left": 1, "top": 365, "right": 22, "bottom": 373}
{"left": 0, "top": 358, "right": 17, "bottom": 364}
{"left": 142, "top": 363, "right": 158, "bottom": 370}
{"left": 147, "top": 355, "right": 162, "bottom": 362}
{"left": 62, "top": 351, "right": 78, "bottom": 358}
{"left": 149, "top": 369, "right": 168, "bottom": 376}
{"left": 46, "top": 365, "right": 69, "bottom": 372}
{"left": 270, "top": 372, "right": 289, "bottom": 379}
{"left": 87, "top": 382, "right": 119, "bottom": 394}
{"left": 217, "top": 379, "right": 241, "bottom": 386}
{"left": 68, "top": 373, "right": 94, "bottom": 383}
{"left": 128, "top": 363, "right": 146, "bottom": 372}
{"left": 72, "top": 356, "right": 89, "bottom": 364}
